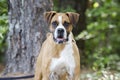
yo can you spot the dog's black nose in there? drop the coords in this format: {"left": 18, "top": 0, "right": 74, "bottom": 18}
{"left": 57, "top": 28, "right": 64, "bottom": 38}
{"left": 57, "top": 28, "right": 64, "bottom": 33}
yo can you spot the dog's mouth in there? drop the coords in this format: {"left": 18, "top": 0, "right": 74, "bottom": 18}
{"left": 53, "top": 37, "right": 68, "bottom": 44}
{"left": 57, "top": 37, "right": 65, "bottom": 43}
{"left": 53, "top": 29, "right": 69, "bottom": 44}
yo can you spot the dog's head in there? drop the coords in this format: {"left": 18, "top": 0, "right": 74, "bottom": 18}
{"left": 44, "top": 11, "right": 79, "bottom": 44}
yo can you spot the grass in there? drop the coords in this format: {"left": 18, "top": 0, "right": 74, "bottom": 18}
{"left": 80, "top": 69, "right": 120, "bottom": 80}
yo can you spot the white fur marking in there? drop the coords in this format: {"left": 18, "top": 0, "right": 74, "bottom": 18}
{"left": 58, "top": 16, "right": 62, "bottom": 25}
{"left": 54, "top": 16, "right": 67, "bottom": 41}
{"left": 50, "top": 32, "right": 75, "bottom": 77}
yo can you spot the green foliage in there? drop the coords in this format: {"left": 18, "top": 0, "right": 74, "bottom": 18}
{"left": 0, "top": 0, "right": 8, "bottom": 62}
{"left": 81, "top": 0, "right": 120, "bottom": 71}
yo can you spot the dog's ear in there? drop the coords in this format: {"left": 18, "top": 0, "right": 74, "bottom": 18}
{"left": 66, "top": 12, "right": 79, "bottom": 26}
{"left": 44, "top": 11, "right": 57, "bottom": 24}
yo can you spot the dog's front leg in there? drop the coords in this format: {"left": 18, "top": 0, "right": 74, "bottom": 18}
{"left": 49, "top": 72, "right": 60, "bottom": 80}
{"left": 66, "top": 67, "right": 75, "bottom": 80}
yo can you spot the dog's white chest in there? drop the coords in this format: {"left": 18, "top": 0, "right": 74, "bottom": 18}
{"left": 50, "top": 42, "right": 75, "bottom": 76}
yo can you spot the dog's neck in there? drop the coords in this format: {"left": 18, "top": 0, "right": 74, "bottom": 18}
{"left": 45, "top": 32, "right": 75, "bottom": 57}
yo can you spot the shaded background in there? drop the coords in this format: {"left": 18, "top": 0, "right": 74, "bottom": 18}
{"left": 0, "top": 0, "right": 120, "bottom": 79}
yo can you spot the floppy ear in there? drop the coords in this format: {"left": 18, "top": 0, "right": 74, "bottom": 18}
{"left": 44, "top": 11, "right": 57, "bottom": 24}
{"left": 66, "top": 12, "right": 79, "bottom": 26}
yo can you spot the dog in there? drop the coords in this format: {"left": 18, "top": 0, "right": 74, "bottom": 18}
{"left": 34, "top": 11, "right": 80, "bottom": 80}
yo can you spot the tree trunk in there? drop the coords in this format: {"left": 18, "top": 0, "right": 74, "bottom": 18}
{"left": 4, "top": 0, "right": 53, "bottom": 74}
{"left": 73, "top": 0, "right": 88, "bottom": 63}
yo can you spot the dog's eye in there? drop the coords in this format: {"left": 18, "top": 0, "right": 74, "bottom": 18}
{"left": 63, "top": 21, "right": 70, "bottom": 27}
{"left": 52, "top": 21, "right": 58, "bottom": 28}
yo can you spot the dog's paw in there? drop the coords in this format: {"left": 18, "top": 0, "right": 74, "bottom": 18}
{"left": 66, "top": 67, "right": 74, "bottom": 80}
{"left": 49, "top": 72, "right": 60, "bottom": 80}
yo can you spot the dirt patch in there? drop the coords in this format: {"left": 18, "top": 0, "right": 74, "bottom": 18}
{"left": 0, "top": 64, "right": 4, "bottom": 73}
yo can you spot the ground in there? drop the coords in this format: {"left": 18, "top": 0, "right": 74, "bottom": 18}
{"left": 0, "top": 64, "right": 120, "bottom": 80}
{"left": 0, "top": 64, "right": 4, "bottom": 73}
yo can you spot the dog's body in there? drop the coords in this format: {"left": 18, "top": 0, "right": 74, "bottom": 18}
{"left": 34, "top": 11, "right": 80, "bottom": 80}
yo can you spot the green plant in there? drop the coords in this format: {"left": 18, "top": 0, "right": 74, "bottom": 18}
{"left": 82, "top": 0, "right": 120, "bottom": 71}
{"left": 0, "top": 0, "right": 8, "bottom": 62}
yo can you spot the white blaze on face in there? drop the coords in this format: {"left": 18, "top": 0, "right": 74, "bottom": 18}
{"left": 54, "top": 16, "right": 67, "bottom": 40}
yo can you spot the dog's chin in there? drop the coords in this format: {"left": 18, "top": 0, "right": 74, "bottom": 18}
{"left": 56, "top": 38, "right": 65, "bottom": 44}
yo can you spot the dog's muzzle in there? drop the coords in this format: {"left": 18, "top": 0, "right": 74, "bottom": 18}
{"left": 54, "top": 28, "right": 68, "bottom": 44}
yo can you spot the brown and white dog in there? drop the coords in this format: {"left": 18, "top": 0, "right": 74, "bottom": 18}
{"left": 34, "top": 11, "right": 80, "bottom": 80}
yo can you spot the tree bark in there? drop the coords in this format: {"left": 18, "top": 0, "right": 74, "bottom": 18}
{"left": 73, "top": 0, "right": 88, "bottom": 61}
{"left": 5, "top": 0, "right": 53, "bottom": 74}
